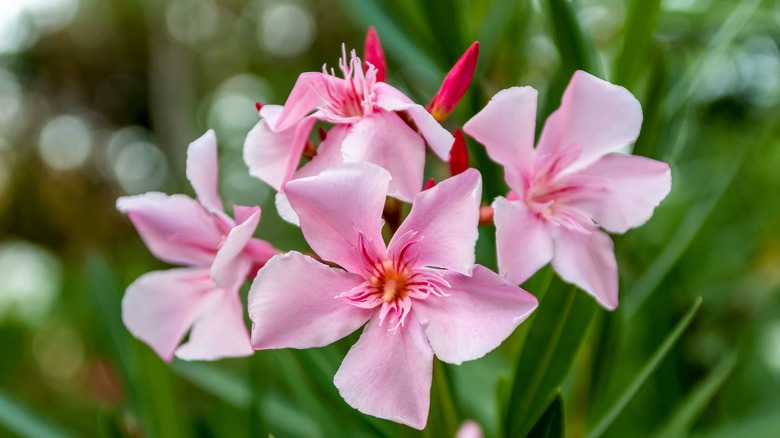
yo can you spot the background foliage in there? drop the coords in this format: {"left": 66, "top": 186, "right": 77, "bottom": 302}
{"left": 1, "top": 0, "right": 779, "bottom": 436}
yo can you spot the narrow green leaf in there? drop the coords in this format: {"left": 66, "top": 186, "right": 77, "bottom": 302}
{"left": 654, "top": 352, "right": 738, "bottom": 438}
{"left": 623, "top": 130, "right": 749, "bottom": 319}
{"left": 613, "top": 0, "right": 663, "bottom": 86}
{"left": 341, "top": 0, "right": 441, "bottom": 75}
{"left": 476, "top": 0, "right": 520, "bottom": 68}
{"left": 586, "top": 297, "right": 703, "bottom": 438}
{"left": 0, "top": 389, "right": 77, "bottom": 438}
{"left": 172, "top": 361, "right": 319, "bottom": 438}
{"left": 528, "top": 394, "right": 565, "bottom": 438}
{"left": 546, "top": 0, "right": 594, "bottom": 75}
{"left": 505, "top": 281, "right": 597, "bottom": 437}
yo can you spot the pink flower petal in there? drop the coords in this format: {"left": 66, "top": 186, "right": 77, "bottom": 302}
{"left": 274, "top": 192, "right": 299, "bottom": 226}
{"left": 272, "top": 72, "right": 338, "bottom": 131}
{"left": 293, "top": 124, "right": 350, "bottom": 180}
{"left": 210, "top": 207, "right": 260, "bottom": 288}
{"left": 121, "top": 268, "right": 214, "bottom": 361}
{"left": 463, "top": 86, "right": 537, "bottom": 194}
{"left": 186, "top": 129, "right": 223, "bottom": 213}
{"left": 244, "top": 111, "right": 318, "bottom": 191}
{"left": 175, "top": 283, "right": 254, "bottom": 360}
{"left": 374, "top": 82, "right": 454, "bottom": 160}
{"left": 537, "top": 70, "right": 643, "bottom": 170}
{"left": 248, "top": 251, "right": 371, "bottom": 349}
{"left": 341, "top": 110, "right": 425, "bottom": 202}
{"left": 551, "top": 226, "right": 618, "bottom": 310}
{"left": 117, "top": 193, "right": 222, "bottom": 266}
{"left": 416, "top": 265, "right": 537, "bottom": 365}
{"left": 333, "top": 314, "right": 433, "bottom": 430}
{"left": 285, "top": 163, "right": 391, "bottom": 273}
{"left": 493, "top": 197, "right": 554, "bottom": 285}
{"left": 571, "top": 153, "right": 672, "bottom": 234}
{"left": 389, "top": 169, "right": 481, "bottom": 275}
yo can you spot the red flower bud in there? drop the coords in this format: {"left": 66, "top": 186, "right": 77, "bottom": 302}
{"left": 449, "top": 129, "right": 469, "bottom": 176}
{"left": 423, "top": 177, "right": 437, "bottom": 191}
{"left": 255, "top": 102, "right": 263, "bottom": 112}
{"left": 318, "top": 126, "right": 328, "bottom": 142}
{"left": 427, "top": 41, "right": 479, "bottom": 122}
{"left": 364, "top": 26, "right": 387, "bottom": 83}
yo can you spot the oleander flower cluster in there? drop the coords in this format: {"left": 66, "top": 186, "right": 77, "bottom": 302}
{"left": 117, "top": 28, "right": 671, "bottom": 429}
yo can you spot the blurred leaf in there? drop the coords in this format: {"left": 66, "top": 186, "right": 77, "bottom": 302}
{"left": 173, "top": 361, "right": 320, "bottom": 438}
{"left": 622, "top": 122, "right": 750, "bottom": 319}
{"left": 540, "top": 0, "right": 596, "bottom": 122}
{"left": 528, "top": 394, "right": 565, "bottom": 438}
{"left": 342, "top": 0, "right": 441, "bottom": 75}
{"left": 419, "top": 0, "right": 462, "bottom": 64}
{"left": 0, "top": 389, "right": 77, "bottom": 438}
{"left": 586, "top": 297, "right": 703, "bottom": 438}
{"left": 476, "top": 0, "right": 521, "bottom": 68}
{"left": 654, "top": 352, "right": 738, "bottom": 438}
{"left": 614, "top": 0, "right": 663, "bottom": 86}
{"left": 85, "top": 254, "right": 185, "bottom": 438}
{"left": 662, "top": 0, "right": 761, "bottom": 114}
{"left": 505, "top": 282, "right": 597, "bottom": 437}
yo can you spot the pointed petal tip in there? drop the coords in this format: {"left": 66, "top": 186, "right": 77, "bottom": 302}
{"left": 427, "top": 41, "right": 480, "bottom": 122}
{"left": 364, "top": 26, "right": 387, "bottom": 83}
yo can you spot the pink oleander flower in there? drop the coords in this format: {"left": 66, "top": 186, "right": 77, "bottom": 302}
{"left": 247, "top": 163, "right": 537, "bottom": 429}
{"left": 243, "top": 46, "right": 454, "bottom": 222}
{"left": 427, "top": 41, "right": 480, "bottom": 123}
{"left": 464, "top": 71, "right": 672, "bottom": 309}
{"left": 117, "top": 130, "right": 277, "bottom": 361}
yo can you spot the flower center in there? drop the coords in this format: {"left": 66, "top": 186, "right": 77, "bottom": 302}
{"left": 369, "top": 260, "right": 412, "bottom": 303}
{"left": 319, "top": 46, "right": 377, "bottom": 122}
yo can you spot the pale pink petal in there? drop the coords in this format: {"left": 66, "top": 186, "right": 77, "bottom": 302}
{"left": 274, "top": 192, "right": 299, "bottom": 226}
{"left": 551, "top": 226, "right": 618, "bottom": 310}
{"left": 457, "top": 421, "right": 484, "bottom": 438}
{"left": 273, "top": 72, "right": 340, "bottom": 131}
{"left": 121, "top": 268, "right": 214, "bottom": 362}
{"left": 292, "top": 124, "right": 349, "bottom": 180}
{"left": 248, "top": 251, "right": 371, "bottom": 349}
{"left": 333, "top": 314, "right": 433, "bottom": 430}
{"left": 493, "top": 197, "right": 554, "bottom": 285}
{"left": 389, "top": 169, "right": 481, "bottom": 275}
{"left": 341, "top": 110, "right": 425, "bottom": 202}
{"left": 537, "top": 71, "right": 643, "bottom": 169}
{"left": 186, "top": 129, "right": 223, "bottom": 213}
{"left": 416, "top": 265, "right": 537, "bottom": 365}
{"left": 463, "top": 86, "right": 537, "bottom": 192}
{"left": 175, "top": 283, "right": 253, "bottom": 360}
{"left": 570, "top": 153, "right": 672, "bottom": 234}
{"left": 233, "top": 205, "right": 258, "bottom": 225}
{"left": 117, "top": 193, "right": 222, "bottom": 266}
{"left": 284, "top": 163, "right": 390, "bottom": 273}
{"left": 243, "top": 113, "right": 317, "bottom": 191}
{"left": 374, "top": 82, "right": 454, "bottom": 160}
{"left": 210, "top": 207, "right": 260, "bottom": 288}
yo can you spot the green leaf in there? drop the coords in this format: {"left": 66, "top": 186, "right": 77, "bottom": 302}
{"left": 545, "top": 0, "right": 594, "bottom": 75}
{"left": 341, "top": 0, "right": 441, "bottom": 76}
{"left": 528, "top": 394, "right": 565, "bottom": 438}
{"left": 654, "top": 352, "right": 738, "bottom": 438}
{"left": 85, "top": 254, "right": 186, "bottom": 438}
{"left": 0, "top": 389, "right": 77, "bottom": 438}
{"left": 613, "top": 0, "right": 663, "bottom": 86}
{"left": 505, "top": 281, "right": 597, "bottom": 437}
{"left": 586, "top": 297, "right": 703, "bottom": 438}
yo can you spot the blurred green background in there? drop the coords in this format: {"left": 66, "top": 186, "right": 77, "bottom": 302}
{"left": 1, "top": 0, "right": 780, "bottom": 436}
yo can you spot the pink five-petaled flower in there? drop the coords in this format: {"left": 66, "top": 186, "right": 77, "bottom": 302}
{"left": 117, "top": 130, "right": 277, "bottom": 361}
{"left": 247, "top": 163, "right": 537, "bottom": 429}
{"left": 464, "top": 71, "right": 672, "bottom": 309}
{"left": 243, "top": 46, "right": 454, "bottom": 222}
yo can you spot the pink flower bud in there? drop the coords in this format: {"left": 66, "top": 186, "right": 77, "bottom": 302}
{"left": 364, "top": 26, "right": 387, "bottom": 83}
{"left": 449, "top": 128, "right": 469, "bottom": 176}
{"left": 427, "top": 41, "right": 479, "bottom": 122}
